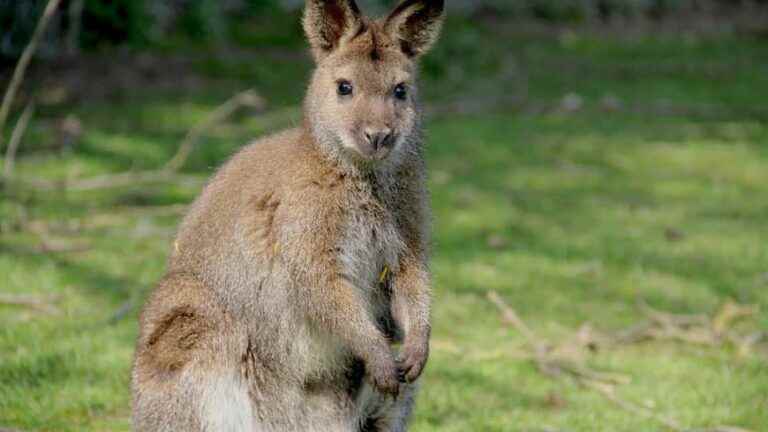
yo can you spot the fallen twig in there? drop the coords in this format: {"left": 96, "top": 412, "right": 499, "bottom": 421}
{"left": 638, "top": 300, "right": 709, "bottom": 328}
{"left": 22, "top": 171, "right": 204, "bottom": 192}
{"left": 486, "top": 290, "right": 539, "bottom": 346}
{"left": 487, "top": 291, "right": 760, "bottom": 432}
{"left": 729, "top": 331, "right": 765, "bottom": 358}
{"left": 0, "top": 293, "right": 61, "bottom": 315}
{"left": 34, "top": 238, "right": 91, "bottom": 254}
{"left": 108, "top": 299, "right": 134, "bottom": 324}
{"left": 0, "top": 0, "right": 62, "bottom": 150}
{"left": 582, "top": 380, "right": 683, "bottom": 431}
{"left": 613, "top": 299, "right": 761, "bottom": 351}
{"left": 488, "top": 291, "right": 629, "bottom": 384}
{"left": 62, "top": 170, "right": 188, "bottom": 191}
{"left": 711, "top": 300, "right": 759, "bottom": 336}
{"left": 164, "top": 89, "right": 266, "bottom": 172}
{"left": 19, "top": 89, "right": 265, "bottom": 192}
{"left": 20, "top": 203, "right": 189, "bottom": 234}
{"left": 3, "top": 100, "right": 35, "bottom": 181}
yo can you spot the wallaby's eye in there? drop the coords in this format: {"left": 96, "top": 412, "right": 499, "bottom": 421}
{"left": 394, "top": 83, "right": 408, "bottom": 100}
{"left": 337, "top": 80, "right": 353, "bottom": 96}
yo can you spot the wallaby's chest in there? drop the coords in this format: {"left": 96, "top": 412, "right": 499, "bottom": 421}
{"left": 337, "top": 182, "right": 404, "bottom": 294}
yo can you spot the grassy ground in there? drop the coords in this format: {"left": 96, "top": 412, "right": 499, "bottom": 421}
{"left": 2, "top": 14, "right": 768, "bottom": 432}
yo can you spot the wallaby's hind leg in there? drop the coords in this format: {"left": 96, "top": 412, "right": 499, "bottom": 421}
{"left": 132, "top": 273, "right": 254, "bottom": 432}
{"left": 387, "top": 385, "right": 417, "bottom": 432}
{"left": 360, "top": 383, "right": 417, "bottom": 432}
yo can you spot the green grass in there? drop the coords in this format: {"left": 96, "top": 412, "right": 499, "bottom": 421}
{"left": 2, "top": 16, "right": 768, "bottom": 431}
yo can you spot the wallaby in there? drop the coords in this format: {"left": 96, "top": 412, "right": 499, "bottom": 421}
{"left": 131, "top": 0, "right": 444, "bottom": 431}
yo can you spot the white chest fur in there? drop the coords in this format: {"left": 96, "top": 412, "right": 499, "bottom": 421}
{"left": 338, "top": 180, "right": 404, "bottom": 305}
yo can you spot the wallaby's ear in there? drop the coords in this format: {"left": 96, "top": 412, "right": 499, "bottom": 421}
{"left": 385, "top": 0, "right": 445, "bottom": 58}
{"left": 304, "top": 0, "right": 364, "bottom": 61}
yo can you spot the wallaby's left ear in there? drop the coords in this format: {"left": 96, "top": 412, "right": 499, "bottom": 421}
{"left": 304, "top": 0, "right": 364, "bottom": 61}
{"left": 385, "top": 0, "right": 445, "bottom": 58}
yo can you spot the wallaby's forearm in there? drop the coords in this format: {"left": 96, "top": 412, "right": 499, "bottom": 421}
{"left": 392, "top": 258, "right": 431, "bottom": 382}
{"left": 306, "top": 275, "right": 389, "bottom": 351}
{"left": 392, "top": 260, "right": 431, "bottom": 338}
{"left": 300, "top": 273, "right": 401, "bottom": 395}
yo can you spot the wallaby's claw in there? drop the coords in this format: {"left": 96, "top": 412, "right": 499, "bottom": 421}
{"left": 368, "top": 354, "right": 400, "bottom": 397}
{"left": 397, "top": 340, "right": 429, "bottom": 383}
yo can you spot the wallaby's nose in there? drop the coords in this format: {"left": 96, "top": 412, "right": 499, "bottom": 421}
{"left": 363, "top": 128, "right": 393, "bottom": 151}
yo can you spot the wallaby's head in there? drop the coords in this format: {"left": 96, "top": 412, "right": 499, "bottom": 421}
{"left": 303, "top": 0, "right": 445, "bottom": 166}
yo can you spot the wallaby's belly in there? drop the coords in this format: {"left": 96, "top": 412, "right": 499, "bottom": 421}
{"left": 236, "top": 325, "right": 389, "bottom": 432}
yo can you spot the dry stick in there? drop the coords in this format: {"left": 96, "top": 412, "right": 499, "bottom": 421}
{"left": 0, "top": 293, "right": 61, "bottom": 315}
{"left": 63, "top": 170, "right": 183, "bottom": 191}
{"left": 31, "top": 89, "right": 265, "bottom": 191}
{"left": 108, "top": 299, "right": 134, "bottom": 324}
{"left": 486, "top": 290, "right": 554, "bottom": 371}
{"left": 164, "top": 89, "right": 265, "bottom": 172}
{"left": 487, "top": 291, "right": 685, "bottom": 432}
{"left": 487, "top": 291, "right": 538, "bottom": 344}
{"left": 488, "top": 291, "right": 629, "bottom": 383}
{"left": 3, "top": 101, "right": 35, "bottom": 180}
{"left": 638, "top": 300, "right": 708, "bottom": 327}
{"left": 0, "top": 0, "right": 63, "bottom": 150}
{"left": 730, "top": 331, "right": 765, "bottom": 358}
{"left": 35, "top": 239, "right": 91, "bottom": 254}
{"left": 29, "top": 172, "right": 203, "bottom": 192}
{"left": 582, "top": 380, "right": 683, "bottom": 432}
{"left": 711, "top": 300, "right": 759, "bottom": 335}
{"left": 617, "top": 300, "right": 761, "bottom": 350}
{"left": 9, "top": 90, "right": 267, "bottom": 191}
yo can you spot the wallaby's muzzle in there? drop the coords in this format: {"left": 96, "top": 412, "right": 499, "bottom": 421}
{"left": 358, "top": 127, "right": 397, "bottom": 160}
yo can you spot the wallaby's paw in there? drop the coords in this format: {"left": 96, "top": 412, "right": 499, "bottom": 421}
{"left": 397, "top": 339, "right": 429, "bottom": 383}
{"left": 368, "top": 355, "right": 400, "bottom": 397}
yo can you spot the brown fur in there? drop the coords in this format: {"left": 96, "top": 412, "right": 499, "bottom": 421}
{"left": 132, "top": 1, "right": 444, "bottom": 431}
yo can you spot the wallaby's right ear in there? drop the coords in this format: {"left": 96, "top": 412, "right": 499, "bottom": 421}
{"left": 385, "top": 0, "right": 445, "bottom": 58}
{"left": 304, "top": 0, "right": 363, "bottom": 61}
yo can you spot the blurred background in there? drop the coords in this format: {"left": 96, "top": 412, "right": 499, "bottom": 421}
{"left": 1, "top": 0, "right": 768, "bottom": 431}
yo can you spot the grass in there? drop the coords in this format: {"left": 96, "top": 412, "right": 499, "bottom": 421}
{"left": 2, "top": 13, "right": 768, "bottom": 431}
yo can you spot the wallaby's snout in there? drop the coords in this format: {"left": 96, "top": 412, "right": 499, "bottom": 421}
{"left": 348, "top": 97, "right": 400, "bottom": 161}
{"left": 362, "top": 126, "right": 394, "bottom": 158}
